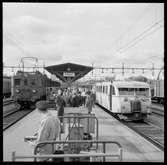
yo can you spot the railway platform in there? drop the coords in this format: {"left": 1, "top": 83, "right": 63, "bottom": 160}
{"left": 3, "top": 105, "right": 164, "bottom": 162}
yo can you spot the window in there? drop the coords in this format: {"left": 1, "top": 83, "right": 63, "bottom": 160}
{"left": 106, "top": 86, "right": 108, "bottom": 94}
{"left": 24, "top": 79, "right": 28, "bottom": 85}
{"left": 118, "top": 88, "right": 134, "bottom": 96}
{"left": 112, "top": 86, "right": 115, "bottom": 95}
{"left": 14, "top": 79, "right": 21, "bottom": 86}
{"left": 110, "top": 85, "right": 115, "bottom": 95}
{"left": 31, "top": 79, "right": 35, "bottom": 85}
{"left": 135, "top": 88, "right": 149, "bottom": 97}
{"left": 103, "top": 86, "right": 105, "bottom": 93}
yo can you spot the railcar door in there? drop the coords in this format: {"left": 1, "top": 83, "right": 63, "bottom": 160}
{"left": 109, "top": 85, "right": 112, "bottom": 110}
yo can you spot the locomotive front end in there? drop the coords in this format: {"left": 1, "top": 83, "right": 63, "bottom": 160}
{"left": 117, "top": 82, "right": 151, "bottom": 121}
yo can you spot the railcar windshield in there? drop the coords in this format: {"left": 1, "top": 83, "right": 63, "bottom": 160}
{"left": 118, "top": 88, "right": 149, "bottom": 97}
{"left": 135, "top": 88, "right": 149, "bottom": 97}
{"left": 14, "top": 79, "right": 21, "bottom": 85}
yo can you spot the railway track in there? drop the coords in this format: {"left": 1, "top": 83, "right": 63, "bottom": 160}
{"left": 3, "top": 99, "right": 15, "bottom": 106}
{"left": 3, "top": 109, "right": 34, "bottom": 131}
{"left": 97, "top": 104, "right": 164, "bottom": 151}
{"left": 122, "top": 121, "right": 164, "bottom": 151}
{"left": 150, "top": 105, "right": 164, "bottom": 116}
{"left": 3, "top": 103, "right": 21, "bottom": 118}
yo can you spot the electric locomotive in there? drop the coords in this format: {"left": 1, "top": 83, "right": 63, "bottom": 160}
{"left": 12, "top": 71, "right": 46, "bottom": 108}
{"left": 95, "top": 81, "right": 151, "bottom": 121}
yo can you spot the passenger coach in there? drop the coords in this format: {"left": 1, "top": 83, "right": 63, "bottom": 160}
{"left": 95, "top": 81, "right": 151, "bottom": 121}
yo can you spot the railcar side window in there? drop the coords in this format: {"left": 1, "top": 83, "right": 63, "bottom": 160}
{"left": 103, "top": 86, "right": 105, "bottom": 93}
{"left": 106, "top": 86, "right": 108, "bottom": 94}
{"left": 14, "top": 79, "right": 21, "bottom": 85}
{"left": 112, "top": 86, "right": 115, "bottom": 95}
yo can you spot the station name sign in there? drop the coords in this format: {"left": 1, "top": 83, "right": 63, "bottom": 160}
{"left": 63, "top": 72, "right": 75, "bottom": 77}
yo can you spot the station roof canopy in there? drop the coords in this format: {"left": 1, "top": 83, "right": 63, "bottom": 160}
{"left": 44, "top": 62, "right": 93, "bottom": 83}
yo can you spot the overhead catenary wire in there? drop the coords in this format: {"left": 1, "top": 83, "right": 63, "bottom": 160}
{"left": 111, "top": 4, "right": 152, "bottom": 48}
{"left": 114, "top": 4, "right": 163, "bottom": 53}
{"left": 118, "top": 23, "right": 163, "bottom": 53}
{"left": 4, "top": 31, "right": 32, "bottom": 57}
{"left": 117, "top": 18, "right": 163, "bottom": 52}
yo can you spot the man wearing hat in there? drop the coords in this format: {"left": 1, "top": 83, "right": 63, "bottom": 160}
{"left": 55, "top": 89, "right": 65, "bottom": 123}
{"left": 26, "top": 100, "right": 60, "bottom": 161}
{"left": 85, "top": 91, "right": 94, "bottom": 114}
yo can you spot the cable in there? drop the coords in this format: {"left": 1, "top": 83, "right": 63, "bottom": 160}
{"left": 119, "top": 24, "right": 163, "bottom": 53}
{"left": 4, "top": 32, "right": 32, "bottom": 57}
{"left": 117, "top": 18, "right": 163, "bottom": 52}
{"left": 111, "top": 4, "right": 153, "bottom": 48}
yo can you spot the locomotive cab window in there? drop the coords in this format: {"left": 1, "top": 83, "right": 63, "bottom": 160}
{"left": 112, "top": 86, "right": 115, "bottom": 95}
{"left": 110, "top": 85, "right": 115, "bottom": 95}
{"left": 31, "top": 79, "right": 35, "bottom": 85}
{"left": 24, "top": 79, "right": 28, "bottom": 85}
{"left": 14, "top": 79, "right": 21, "bottom": 86}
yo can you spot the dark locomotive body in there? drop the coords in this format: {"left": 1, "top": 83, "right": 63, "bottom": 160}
{"left": 12, "top": 71, "right": 60, "bottom": 108}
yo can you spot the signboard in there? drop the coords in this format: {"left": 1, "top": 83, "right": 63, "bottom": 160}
{"left": 63, "top": 72, "right": 75, "bottom": 77}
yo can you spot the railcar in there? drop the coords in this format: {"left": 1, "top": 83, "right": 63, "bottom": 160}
{"left": 12, "top": 71, "right": 60, "bottom": 108}
{"left": 3, "top": 76, "right": 11, "bottom": 98}
{"left": 149, "top": 80, "right": 164, "bottom": 104}
{"left": 95, "top": 81, "right": 151, "bottom": 121}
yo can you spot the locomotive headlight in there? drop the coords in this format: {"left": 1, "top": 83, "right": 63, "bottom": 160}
{"left": 141, "top": 98, "right": 146, "bottom": 102}
{"left": 32, "top": 89, "right": 37, "bottom": 93}
{"left": 16, "top": 89, "right": 20, "bottom": 93}
{"left": 141, "top": 98, "right": 149, "bottom": 102}
{"left": 122, "top": 106, "right": 126, "bottom": 109}
{"left": 124, "top": 97, "right": 128, "bottom": 102}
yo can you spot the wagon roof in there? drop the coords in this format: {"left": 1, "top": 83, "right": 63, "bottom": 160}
{"left": 95, "top": 81, "right": 150, "bottom": 88}
{"left": 113, "top": 81, "right": 150, "bottom": 88}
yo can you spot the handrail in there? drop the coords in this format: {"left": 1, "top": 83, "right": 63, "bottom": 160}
{"left": 12, "top": 140, "right": 123, "bottom": 162}
{"left": 58, "top": 114, "right": 99, "bottom": 145}
{"left": 34, "top": 140, "right": 123, "bottom": 162}
{"left": 12, "top": 152, "right": 121, "bottom": 162}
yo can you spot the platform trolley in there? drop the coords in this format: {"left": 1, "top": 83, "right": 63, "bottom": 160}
{"left": 12, "top": 113, "right": 123, "bottom": 161}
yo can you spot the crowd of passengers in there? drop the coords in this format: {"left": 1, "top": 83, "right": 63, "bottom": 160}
{"left": 52, "top": 88, "right": 96, "bottom": 112}
{"left": 25, "top": 88, "right": 96, "bottom": 162}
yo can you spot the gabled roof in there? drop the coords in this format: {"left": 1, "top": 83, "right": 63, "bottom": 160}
{"left": 44, "top": 63, "right": 93, "bottom": 83}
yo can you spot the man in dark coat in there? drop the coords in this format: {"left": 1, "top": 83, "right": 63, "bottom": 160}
{"left": 55, "top": 89, "right": 65, "bottom": 123}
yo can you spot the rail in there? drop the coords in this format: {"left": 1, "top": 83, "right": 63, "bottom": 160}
{"left": 3, "top": 99, "right": 15, "bottom": 106}
{"left": 12, "top": 140, "right": 123, "bottom": 162}
{"left": 150, "top": 106, "right": 164, "bottom": 116}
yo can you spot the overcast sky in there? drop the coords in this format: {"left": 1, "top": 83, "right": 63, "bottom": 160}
{"left": 3, "top": 3, "right": 164, "bottom": 79}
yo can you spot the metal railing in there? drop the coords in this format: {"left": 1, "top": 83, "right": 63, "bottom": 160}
{"left": 12, "top": 140, "right": 123, "bottom": 162}
{"left": 58, "top": 114, "right": 98, "bottom": 144}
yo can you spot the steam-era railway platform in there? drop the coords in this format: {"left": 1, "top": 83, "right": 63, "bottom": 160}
{"left": 3, "top": 105, "right": 164, "bottom": 162}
